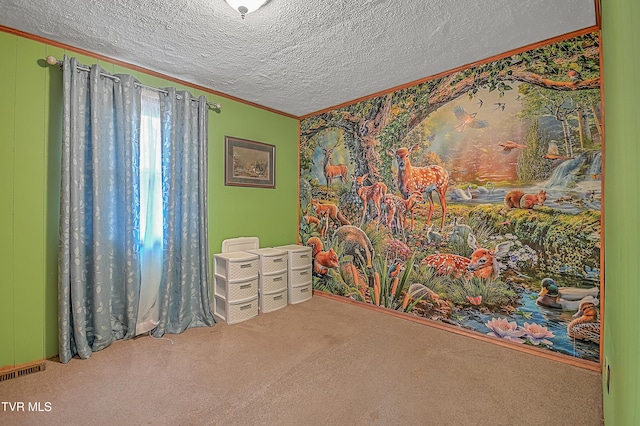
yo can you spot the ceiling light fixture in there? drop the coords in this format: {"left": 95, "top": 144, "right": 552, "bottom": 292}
{"left": 224, "top": 0, "right": 268, "bottom": 19}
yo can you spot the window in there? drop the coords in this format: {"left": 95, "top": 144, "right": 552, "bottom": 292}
{"left": 137, "top": 88, "right": 163, "bottom": 335}
{"left": 139, "top": 89, "right": 163, "bottom": 248}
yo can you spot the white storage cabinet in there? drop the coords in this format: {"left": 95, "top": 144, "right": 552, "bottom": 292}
{"left": 212, "top": 251, "right": 259, "bottom": 324}
{"left": 274, "top": 244, "right": 313, "bottom": 304}
{"left": 246, "top": 247, "right": 289, "bottom": 313}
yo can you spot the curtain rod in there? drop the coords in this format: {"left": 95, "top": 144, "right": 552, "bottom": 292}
{"left": 45, "top": 56, "right": 221, "bottom": 111}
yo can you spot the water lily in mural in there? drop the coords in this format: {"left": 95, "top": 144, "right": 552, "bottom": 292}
{"left": 520, "top": 322, "right": 555, "bottom": 346}
{"left": 485, "top": 318, "right": 525, "bottom": 343}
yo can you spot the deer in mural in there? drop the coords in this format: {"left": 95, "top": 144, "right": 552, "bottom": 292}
{"left": 387, "top": 144, "right": 450, "bottom": 231}
{"left": 319, "top": 139, "right": 349, "bottom": 190}
{"left": 422, "top": 234, "right": 511, "bottom": 280}
{"left": 352, "top": 174, "right": 387, "bottom": 227}
{"left": 382, "top": 192, "right": 423, "bottom": 241}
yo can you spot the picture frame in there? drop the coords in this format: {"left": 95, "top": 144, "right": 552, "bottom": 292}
{"left": 224, "top": 136, "right": 276, "bottom": 188}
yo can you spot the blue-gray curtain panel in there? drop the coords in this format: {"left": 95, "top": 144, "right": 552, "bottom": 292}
{"left": 153, "top": 88, "right": 216, "bottom": 336}
{"left": 58, "top": 56, "right": 142, "bottom": 363}
{"left": 58, "top": 57, "right": 215, "bottom": 363}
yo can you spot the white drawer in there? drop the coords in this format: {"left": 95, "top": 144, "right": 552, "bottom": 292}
{"left": 289, "top": 265, "right": 312, "bottom": 286}
{"left": 289, "top": 283, "right": 312, "bottom": 304}
{"left": 215, "top": 275, "right": 258, "bottom": 302}
{"left": 214, "top": 252, "right": 259, "bottom": 280}
{"left": 260, "top": 271, "right": 287, "bottom": 294}
{"left": 259, "top": 288, "right": 288, "bottom": 313}
{"left": 289, "top": 250, "right": 312, "bottom": 269}
{"left": 274, "top": 244, "right": 312, "bottom": 269}
{"left": 261, "top": 253, "right": 288, "bottom": 274}
{"left": 246, "top": 248, "right": 288, "bottom": 274}
{"left": 214, "top": 295, "right": 258, "bottom": 325}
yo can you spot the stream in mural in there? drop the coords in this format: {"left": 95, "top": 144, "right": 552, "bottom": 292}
{"left": 462, "top": 288, "right": 599, "bottom": 361}
{"left": 299, "top": 32, "right": 602, "bottom": 363}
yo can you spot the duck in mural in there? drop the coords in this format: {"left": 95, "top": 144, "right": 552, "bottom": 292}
{"left": 567, "top": 301, "right": 600, "bottom": 344}
{"left": 536, "top": 277, "right": 600, "bottom": 311}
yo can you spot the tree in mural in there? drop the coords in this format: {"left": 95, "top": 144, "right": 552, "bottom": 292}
{"left": 516, "top": 119, "right": 551, "bottom": 184}
{"left": 301, "top": 33, "right": 600, "bottom": 184}
{"left": 517, "top": 83, "right": 601, "bottom": 160}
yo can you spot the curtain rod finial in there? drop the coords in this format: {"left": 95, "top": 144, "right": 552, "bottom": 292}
{"left": 45, "top": 55, "right": 60, "bottom": 66}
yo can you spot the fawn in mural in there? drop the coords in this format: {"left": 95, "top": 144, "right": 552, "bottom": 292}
{"left": 422, "top": 234, "right": 512, "bottom": 280}
{"left": 387, "top": 144, "right": 449, "bottom": 231}
{"left": 382, "top": 192, "right": 423, "bottom": 241}
{"left": 352, "top": 174, "right": 387, "bottom": 226}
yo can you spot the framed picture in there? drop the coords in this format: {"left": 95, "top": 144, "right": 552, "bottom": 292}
{"left": 224, "top": 136, "right": 276, "bottom": 188}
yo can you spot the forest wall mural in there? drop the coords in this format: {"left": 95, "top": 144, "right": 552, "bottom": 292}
{"left": 298, "top": 32, "right": 602, "bottom": 363}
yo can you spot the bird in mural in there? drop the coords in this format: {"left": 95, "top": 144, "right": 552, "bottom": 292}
{"left": 567, "top": 300, "right": 600, "bottom": 344}
{"left": 494, "top": 102, "right": 506, "bottom": 112}
{"left": 388, "top": 259, "right": 403, "bottom": 280}
{"left": 568, "top": 69, "right": 583, "bottom": 82}
{"left": 477, "top": 98, "right": 484, "bottom": 108}
{"left": 388, "top": 258, "right": 404, "bottom": 295}
{"left": 453, "top": 106, "right": 488, "bottom": 132}
{"left": 498, "top": 140, "right": 527, "bottom": 153}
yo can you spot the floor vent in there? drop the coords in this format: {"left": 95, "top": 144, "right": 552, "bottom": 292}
{"left": 0, "top": 362, "right": 46, "bottom": 382}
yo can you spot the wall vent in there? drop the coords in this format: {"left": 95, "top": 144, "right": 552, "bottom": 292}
{"left": 0, "top": 362, "right": 46, "bottom": 382}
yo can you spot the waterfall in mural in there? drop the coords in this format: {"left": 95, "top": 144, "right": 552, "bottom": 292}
{"left": 544, "top": 151, "right": 602, "bottom": 189}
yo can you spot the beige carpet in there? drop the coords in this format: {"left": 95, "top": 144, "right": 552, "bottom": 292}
{"left": 0, "top": 294, "right": 603, "bottom": 425}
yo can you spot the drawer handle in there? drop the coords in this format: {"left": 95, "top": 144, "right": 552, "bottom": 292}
{"left": 273, "top": 258, "right": 283, "bottom": 262}
{"left": 273, "top": 277, "right": 283, "bottom": 282}
{"left": 300, "top": 254, "right": 309, "bottom": 258}
{"left": 274, "top": 295, "right": 283, "bottom": 300}
{"left": 300, "top": 287, "right": 309, "bottom": 293}
{"left": 240, "top": 304, "right": 253, "bottom": 310}
{"left": 299, "top": 270, "right": 309, "bottom": 275}
{"left": 240, "top": 264, "right": 252, "bottom": 269}
{"left": 240, "top": 284, "right": 251, "bottom": 289}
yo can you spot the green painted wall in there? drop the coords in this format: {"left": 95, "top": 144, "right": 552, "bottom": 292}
{"left": 208, "top": 99, "right": 300, "bottom": 252}
{"left": 0, "top": 33, "right": 64, "bottom": 368}
{"left": 0, "top": 31, "right": 298, "bottom": 369}
{"left": 602, "top": 1, "right": 640, "bottom": 424}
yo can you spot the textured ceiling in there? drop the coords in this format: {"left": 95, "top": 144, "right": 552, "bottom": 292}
{"left": 0, "top": 0, "right": 597, "bottom": 117}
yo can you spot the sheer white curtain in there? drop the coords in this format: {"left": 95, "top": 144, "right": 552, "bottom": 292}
{"left": 136, "top": 88, "right": 163, "bottom": 335}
